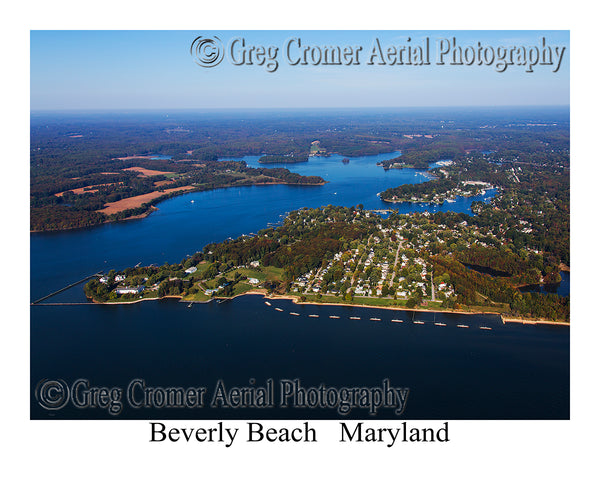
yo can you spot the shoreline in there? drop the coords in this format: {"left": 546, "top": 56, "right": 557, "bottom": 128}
{"left": 93, "top": 289, "right": 569, "bottom": 325}
{"left": 501, "top": 316, "right": 570, "bottom": 326}
{"left": 30, "top": 179, "right": 326, "bottom": 233}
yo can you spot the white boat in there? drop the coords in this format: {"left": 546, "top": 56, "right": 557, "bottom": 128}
{"left": 290, "top": 312, "right": 300, "bottom": 316}
{"left": 308, "top": 314, "right": 319, "bottom": 318}
{"left": 479, "top": 326, "right": 492, "bottom": 330}
{"left": 350, "top": 316, "right": 361, "bottom": 320}
{"left": 413, "top": 320, "right": 425, "bottom": 325}
{"left": 370, "top": 317, "right": 381, "bottom": 321}
{"left": 264, "top": 301, "right": 271, "bottom": 306}
{"left": 275, "top": 307, "right": 283, "bottom": 312}
{"left": 457, "top": 324, "right": 469, "bottom": 329}
{"left": 391, "top": 319, "right": 403, "bottom": 323}
{"left": 434, "top": 322, "right": 446, "bottom": 326}
{"left": 329, "top": 315, "right": 340, "bottom": 319}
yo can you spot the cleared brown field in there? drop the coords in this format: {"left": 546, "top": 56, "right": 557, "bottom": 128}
{"left": 153, "top": 179, "right": 174, "bottom": 187}
{"left": 123, "top": 166, "right": 174, "bottom": 177}
{"left": 55, "top": 182, "right": 120, "bottom": 197}
{"left": 98, "top": 186, "right": 195, "bottom": 215}
{"left": 114, "top": 155, "right": 153, "bottom": 160}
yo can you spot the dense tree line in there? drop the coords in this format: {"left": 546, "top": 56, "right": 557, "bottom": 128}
{"left": 430, "top": 256, "right": 569, "bottom": 320}
{"left": 380, "top": 178, "right": 460, "bottom": 201}
{"left": 258, "top": 155, "right": 308, "bottom": 164}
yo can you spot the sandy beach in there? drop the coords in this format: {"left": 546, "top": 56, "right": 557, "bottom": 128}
{"left": 95, "top": 289, "right": 568, "bottom": 325}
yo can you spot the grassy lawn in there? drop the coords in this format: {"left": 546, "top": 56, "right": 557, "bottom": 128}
{"left": 182, "top": 290, "right": 211, "bottom": 302}
{"left": 232, "top": 283, "right": 255, "bottom": 295}
{"left": 225, "top": 266, "right": 284, "bottom": 283}
{"left": 459, "top": 304, "right": 509, "bottom": 314}
{"left": 225, "top": 268, "right": 266, "bottom": 282}
{"left": 262, "top": 266, "right": 284, "bottom": 281}
{"left": 187, "top": 261, "right": 212, "bottom": 278}
{"left": 297, "top": 294, "right": 408, "bottom": 307}
{"left": 202, "top": 278, "right": 220, "bottom": 289}
{"left": 105, "top": 290, "right": 159, "bottom": 303}
{"left": 294, "top": 294, "right": 474, "bottom": 312}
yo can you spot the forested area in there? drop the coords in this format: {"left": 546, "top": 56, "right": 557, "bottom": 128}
{"left": 258, "top": 155, "right": 308, "bottom": 164}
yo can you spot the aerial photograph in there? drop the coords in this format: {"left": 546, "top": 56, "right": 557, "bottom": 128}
{"left": 30, "top": 30, "right": 570, "bottom": 420}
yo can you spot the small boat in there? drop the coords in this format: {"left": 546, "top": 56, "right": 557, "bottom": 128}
{"left": 457, "top": 324, "right": 469, "bottom": 329}
{"left": 308, "top": 314, "right": 319, "bottom": 318}
{"left": 290, "top": 312, "right": 300, "bottom": 316}
{"left": 191, "top": 200, "right": 195, "bottom": 203}
{"left": 187, "top": 303, "right": 193, "bottom": 308}
{"left": 264, "top": 301, "right": 272, "bottom": 306}
{"left": 479, "top": 326, "right": 492, "bottom": 330}
{"left": 329, "top": 315, "right": 340, "bottom": 319}
{"left": 391, "top": 319, "right": 403, "bottom": 323}
{"left": 434, "top": 322, "right": 446, "bottom": 326}
{"left": 350, "top": 316, "right": 361, "bottom": 320}
{"left": 370, "top": 317, "right": 381, "bottom": 321}
{"left": 275, "top": 307, "right": 283, "bottom": 312}
{"left": 413, "top": 320, "right": 425, "bottom": 325}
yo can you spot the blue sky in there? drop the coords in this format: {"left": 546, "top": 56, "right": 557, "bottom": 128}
{"left": 30, "top": 30, "right": 569, "bottom": 110}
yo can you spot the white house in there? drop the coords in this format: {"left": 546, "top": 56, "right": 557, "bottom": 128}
{"left": 116, "top": 286, "right": 144, "bottom": 295}
{"left": 248, "top": 278, "right": 260, "bottom": 285}
{"left": 185, "top": 266, "right": 197, "bottom": 274}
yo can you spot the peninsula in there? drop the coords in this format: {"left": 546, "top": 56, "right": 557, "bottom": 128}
{"left": 85, "top": 183, "right": 569, "bottom": 322}
{"left": 31, "top": 157, "right": 324, "bottom": 232}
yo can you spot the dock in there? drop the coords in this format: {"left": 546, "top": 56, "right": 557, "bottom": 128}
{"left": 31, "top": 272, "right": 103, "bottom": 305}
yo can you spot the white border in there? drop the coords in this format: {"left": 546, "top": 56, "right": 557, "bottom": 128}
{"left": 4, "top": 0, "right": 597, "bottom": 477}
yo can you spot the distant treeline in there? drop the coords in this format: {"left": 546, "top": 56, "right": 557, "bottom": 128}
{"left": 258, "top": 155, "right": 308, "bottom": 164}
{"left": 31, "top": 157, "right": 324, "bottom": 231}
{"left": 380, "top": 178, "right": 460, "bottom": 201}
{"left": 380, "top": 146, "right": 464, "bottom": 169}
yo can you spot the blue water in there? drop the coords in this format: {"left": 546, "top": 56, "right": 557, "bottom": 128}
{"left": 30, "top": 150, "right": 569, "bottom": 419}
{"left": 30, "top": 151, "right": 496, "bottom": 301}
{"left": 30, "top": 296, "right": 568, "bottom": 420}
{"left": 520, "top": 271, "right": 571, "bottom": 297}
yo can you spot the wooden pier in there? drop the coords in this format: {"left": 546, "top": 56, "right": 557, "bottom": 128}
{"left": 31, "top": 272, "right": 103, "bottom": 305}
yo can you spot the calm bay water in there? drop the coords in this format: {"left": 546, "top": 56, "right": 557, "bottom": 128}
{"left": 520, "top": 271, "right": 571, "bottom": 297}
{"left": 30, "top": 151, "right": 569, "bottom": 419}
{"left": 30, "top": 152, "right": 496, "bottom": 301}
